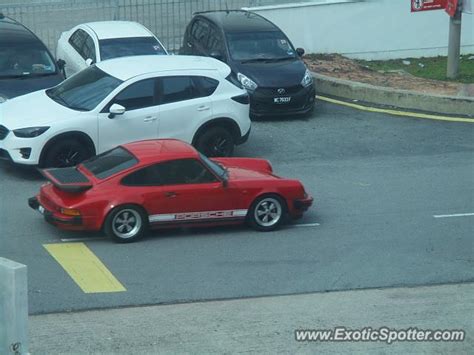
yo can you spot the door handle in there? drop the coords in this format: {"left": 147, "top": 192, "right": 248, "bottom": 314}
{"left": 144, "top": 116, "right": 157, "bottom": 122}
{"left": 165, "top": 191, "right": 177, "bottom": 198}
{"left": 187, "top": 42, "right": 193, "bottom": 48}
{"left": 197, "top": 106, "right": 210, "bottom": 112}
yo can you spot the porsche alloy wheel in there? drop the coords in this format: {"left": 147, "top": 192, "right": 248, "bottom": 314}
{"left": 249, "top": 195, "right": 285, "bottom": 231}
{"left": 104, "top": 205, "right": 147, "bottom": 243}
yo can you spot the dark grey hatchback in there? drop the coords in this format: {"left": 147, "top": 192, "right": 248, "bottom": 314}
{"left": 0, "top": 14, "right": 64, "bottom": 103}
{"left": 180, "top": 10, "right": 315, "bottom": 118}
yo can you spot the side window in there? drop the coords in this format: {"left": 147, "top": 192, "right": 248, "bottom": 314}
{"left": 191, "top": 19, "right": 210, "bottom": 47}
{"left": 69, "top": 29, "right": 87, "bottom": 53}
{"left": 121, "top": 164, "right": 162, "bottom": 186}
{"left": 122, "top": 159, "right": 218, "bottom": 186}
{"left": 159, "top": 76, "right": 197, "bottom": 105}
{"left": 207, "top": 27, "right": 224, "bottom": 55}
{"left": 112, "top": 79, "right": 156, "bottom": 111}
{"left": 82, "top": 34, "right": 96, "bottom": 62}
{"left": 193, "top": 76, "right": 219, "bottom": 97}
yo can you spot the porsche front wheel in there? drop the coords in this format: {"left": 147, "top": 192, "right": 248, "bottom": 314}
{"left": 104, "top": 205, "right": 148, "bottom": 243}
{"left": 248, "top": 195, "right": 286, "bottom": 232}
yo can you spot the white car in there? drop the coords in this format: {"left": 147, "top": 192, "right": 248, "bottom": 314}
{"left": 56, "top": 21, "right": 168, "bottom": 78}
{"left": 0, "top": 55, "right": 251, "bottom": 167}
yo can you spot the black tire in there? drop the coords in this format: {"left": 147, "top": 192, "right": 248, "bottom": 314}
{"left": 41, "top": 139, "right": 92, "bottom": 168}
{"left": 247, "top": 194, "right": 287, "bottom": 232}
{"left": 194, "top": 126, "right": 235, "bottom": 157}
{"left": 104, "top": 205, "right": 148, "bottom": 243}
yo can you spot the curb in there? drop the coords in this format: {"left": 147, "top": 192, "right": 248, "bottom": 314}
{"left": 312, "top": 72, "right": 474, "bottom": 117}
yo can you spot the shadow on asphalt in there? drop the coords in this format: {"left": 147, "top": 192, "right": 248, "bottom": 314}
{"left": 0, "top": 160, "right": 43, "bottom": 181}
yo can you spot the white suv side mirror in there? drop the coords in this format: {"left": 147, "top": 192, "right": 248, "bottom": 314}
{"left": 108, "top": 103, "right": 126, "bottom": 119}
{"left": 85, "top": 58, "right": 94, "bottom": 66}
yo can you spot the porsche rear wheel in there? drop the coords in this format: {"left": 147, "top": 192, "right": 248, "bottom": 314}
{"left": 104, "top": 205, "right": 148, "bottom": 243}
{"left": 248, "top": 195, "right": 286, "bottom": 232}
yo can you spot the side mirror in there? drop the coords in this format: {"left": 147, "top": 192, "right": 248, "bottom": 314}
{"left": 108, "top": 103, "right": 126, "bottom": 119}
{"left": 56, "top": 59, "right": 66, "bottom": 70}
{"left": 296, "top": 48, "right": 305, "bottom": 57}
{"left": 222, "top": 178, "right": 228, "bottom": 188}
{"left": 210, "top": 51, "right": 224, "bottom": 62}
{"left": 85, "top": 58, "right": 95, "bottom": 66}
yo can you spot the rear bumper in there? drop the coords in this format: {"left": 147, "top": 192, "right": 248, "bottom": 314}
{"left": 237, "top": 126, "right": 251, "bottom": 145}
{"left": 28, "top": 196, "right": 83, "bottom": 227}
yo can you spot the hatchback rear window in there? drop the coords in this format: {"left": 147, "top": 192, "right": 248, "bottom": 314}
{"left": 82, "top": 147, "right": 138, "bottom": 179}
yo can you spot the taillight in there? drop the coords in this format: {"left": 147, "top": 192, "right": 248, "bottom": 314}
{"left": 231, "top": 93, "right": 250, "bottom": 104}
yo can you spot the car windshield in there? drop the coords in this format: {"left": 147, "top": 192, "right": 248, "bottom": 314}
{"left": 0, "top": 43, "right": 57, "bottom": 78}
{"left": 226, "top": 31, "right": 296, "bottom": 62}
{"left": 99, "top": 37, "right": 167, "bottom": 61}
{"left": 82, "top": 146, "right": 138, "bottom": 179}
{"left": 46, "top": 66, "right": 123, "bottom": 111}
{"left": 200, "top": 153, "right": 226, "bottom": 179}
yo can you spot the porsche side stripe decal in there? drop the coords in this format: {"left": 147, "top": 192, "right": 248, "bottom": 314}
{"left": 149, "top": 209, "right": 248, "bottom": 223}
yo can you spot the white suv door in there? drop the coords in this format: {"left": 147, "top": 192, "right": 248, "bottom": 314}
{"left": 156, "top": 76, "right": 213, "bottom": 142}
{"left": 97, "top": 78, "right": 159, "bottom": 152}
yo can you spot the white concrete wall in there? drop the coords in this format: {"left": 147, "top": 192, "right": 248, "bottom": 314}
{"left": 245, "top": 0, "right": 474, "bottom": 59}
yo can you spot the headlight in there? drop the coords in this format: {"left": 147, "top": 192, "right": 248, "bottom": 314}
{"left": 301, "top": 69, "right": 313, "bottom": 88}
{"left": 0, "top": 95, "right": 7, "bottom": 103}
{"left": 13, "top": 126, "right": 49, "bottom": 138}
{"left": 237, "top": 73, "right": 258, "bottom": 91}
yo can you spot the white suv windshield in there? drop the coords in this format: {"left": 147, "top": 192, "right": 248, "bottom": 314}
{"left": 99, "top": 37, "right": 166, "bottom": 61}
{"left": 46, "top": 66, "right": 123, "bottom": 111}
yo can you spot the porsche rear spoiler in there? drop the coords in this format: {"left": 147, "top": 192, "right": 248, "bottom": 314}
{"left": 40, "top": 167, "right": 92, "bottom": 193}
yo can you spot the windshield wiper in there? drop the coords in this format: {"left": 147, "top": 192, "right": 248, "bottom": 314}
{"left": 241, "top": 58, "right": 274, "bottom": 64}
{"left": 241, "top": 57, "right": 295, "bottom": 64}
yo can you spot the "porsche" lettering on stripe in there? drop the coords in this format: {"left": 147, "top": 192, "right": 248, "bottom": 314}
{"left": 149, "top": 209, "right": 248, "bottom": 223}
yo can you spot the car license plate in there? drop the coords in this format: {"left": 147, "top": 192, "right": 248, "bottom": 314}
{"left": 38, "top": 205, "right": 45, "bottom": 215}
{"left": 274, "top": 97, "right": 291, "bottom": 104}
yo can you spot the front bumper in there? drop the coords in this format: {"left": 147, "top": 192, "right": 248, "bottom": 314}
{"left": 294, "top": 195, "right": 314, "bottom": 212}
{"left": 250, "top": 84, "right": 316, "bottom": 118}
{"left": 28, "top": 196, "right": 82, "bottom": 227}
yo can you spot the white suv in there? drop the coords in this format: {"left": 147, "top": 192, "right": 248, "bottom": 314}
{"left": 0, "top": 55, "right": 251, "bottom": 167}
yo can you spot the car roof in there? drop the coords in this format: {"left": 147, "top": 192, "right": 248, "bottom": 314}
{"left": 0, "top": 15, "right": 44, "bottom": 45}
{"left": 82, "top": 21, "right": 153, "bottom": 40}
{"left": 195, "top": 10, "right": 278, "bottom": 33}
{"left": 123, "top": 139, "right": 199, "bottom": 164}
{"left": 96, "top": 54, "right": 231, "bottom": 81}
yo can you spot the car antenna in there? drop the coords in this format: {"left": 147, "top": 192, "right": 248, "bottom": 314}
{"left": 225, "top": 2, "right": 229, "bottom": 14}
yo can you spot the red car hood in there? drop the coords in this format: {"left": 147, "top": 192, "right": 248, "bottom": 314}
{"left": 212, "top": 158, "right": 277, "bottom": 180}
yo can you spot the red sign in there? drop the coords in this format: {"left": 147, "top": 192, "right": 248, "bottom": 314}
{"left": 411, "top": 0, "right": 447, "bottom": 12}
{"left": 445, "top": 0, "right": 459, "bottom": 16}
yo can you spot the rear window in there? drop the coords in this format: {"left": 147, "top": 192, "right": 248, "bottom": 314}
{"left": 99, "top": 37, "right": 166, "bottom": 61}
{"left": 82, "top": 147, "right": 138, "bottom": 179}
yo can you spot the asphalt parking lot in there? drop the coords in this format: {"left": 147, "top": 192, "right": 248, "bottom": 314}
{"left": 1, "top": 99, "right": 473, "bottom": 315}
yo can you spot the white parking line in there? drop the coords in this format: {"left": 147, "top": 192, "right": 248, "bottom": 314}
{"left": 289, "top": 223, "right": 321, "bottom": 228}
{"left": 60, "top": 237, "right": 108, "bottom": 242}
{"left": 433, "top": 213, "right": 474, "bottom": 219}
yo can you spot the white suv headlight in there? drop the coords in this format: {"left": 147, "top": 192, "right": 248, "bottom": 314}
{"left": 237, "top": 73, "right": 258, "bottom": 91}
{"left": 301, "top": 69, "right": 313, "bottom": 88}
{"left": 13, "top": 126, "right": 50, "bottom": 138}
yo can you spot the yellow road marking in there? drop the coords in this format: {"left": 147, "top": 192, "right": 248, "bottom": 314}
{"left": 316, "top": 95, "right": 474, "bottom": 123}
{"left": 44, "top": 243, "right": 126, "bottom": 293}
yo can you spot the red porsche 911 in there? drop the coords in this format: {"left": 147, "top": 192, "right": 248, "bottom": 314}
{"left": 29, "top": 139, "right": 313, "bottom": 242}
